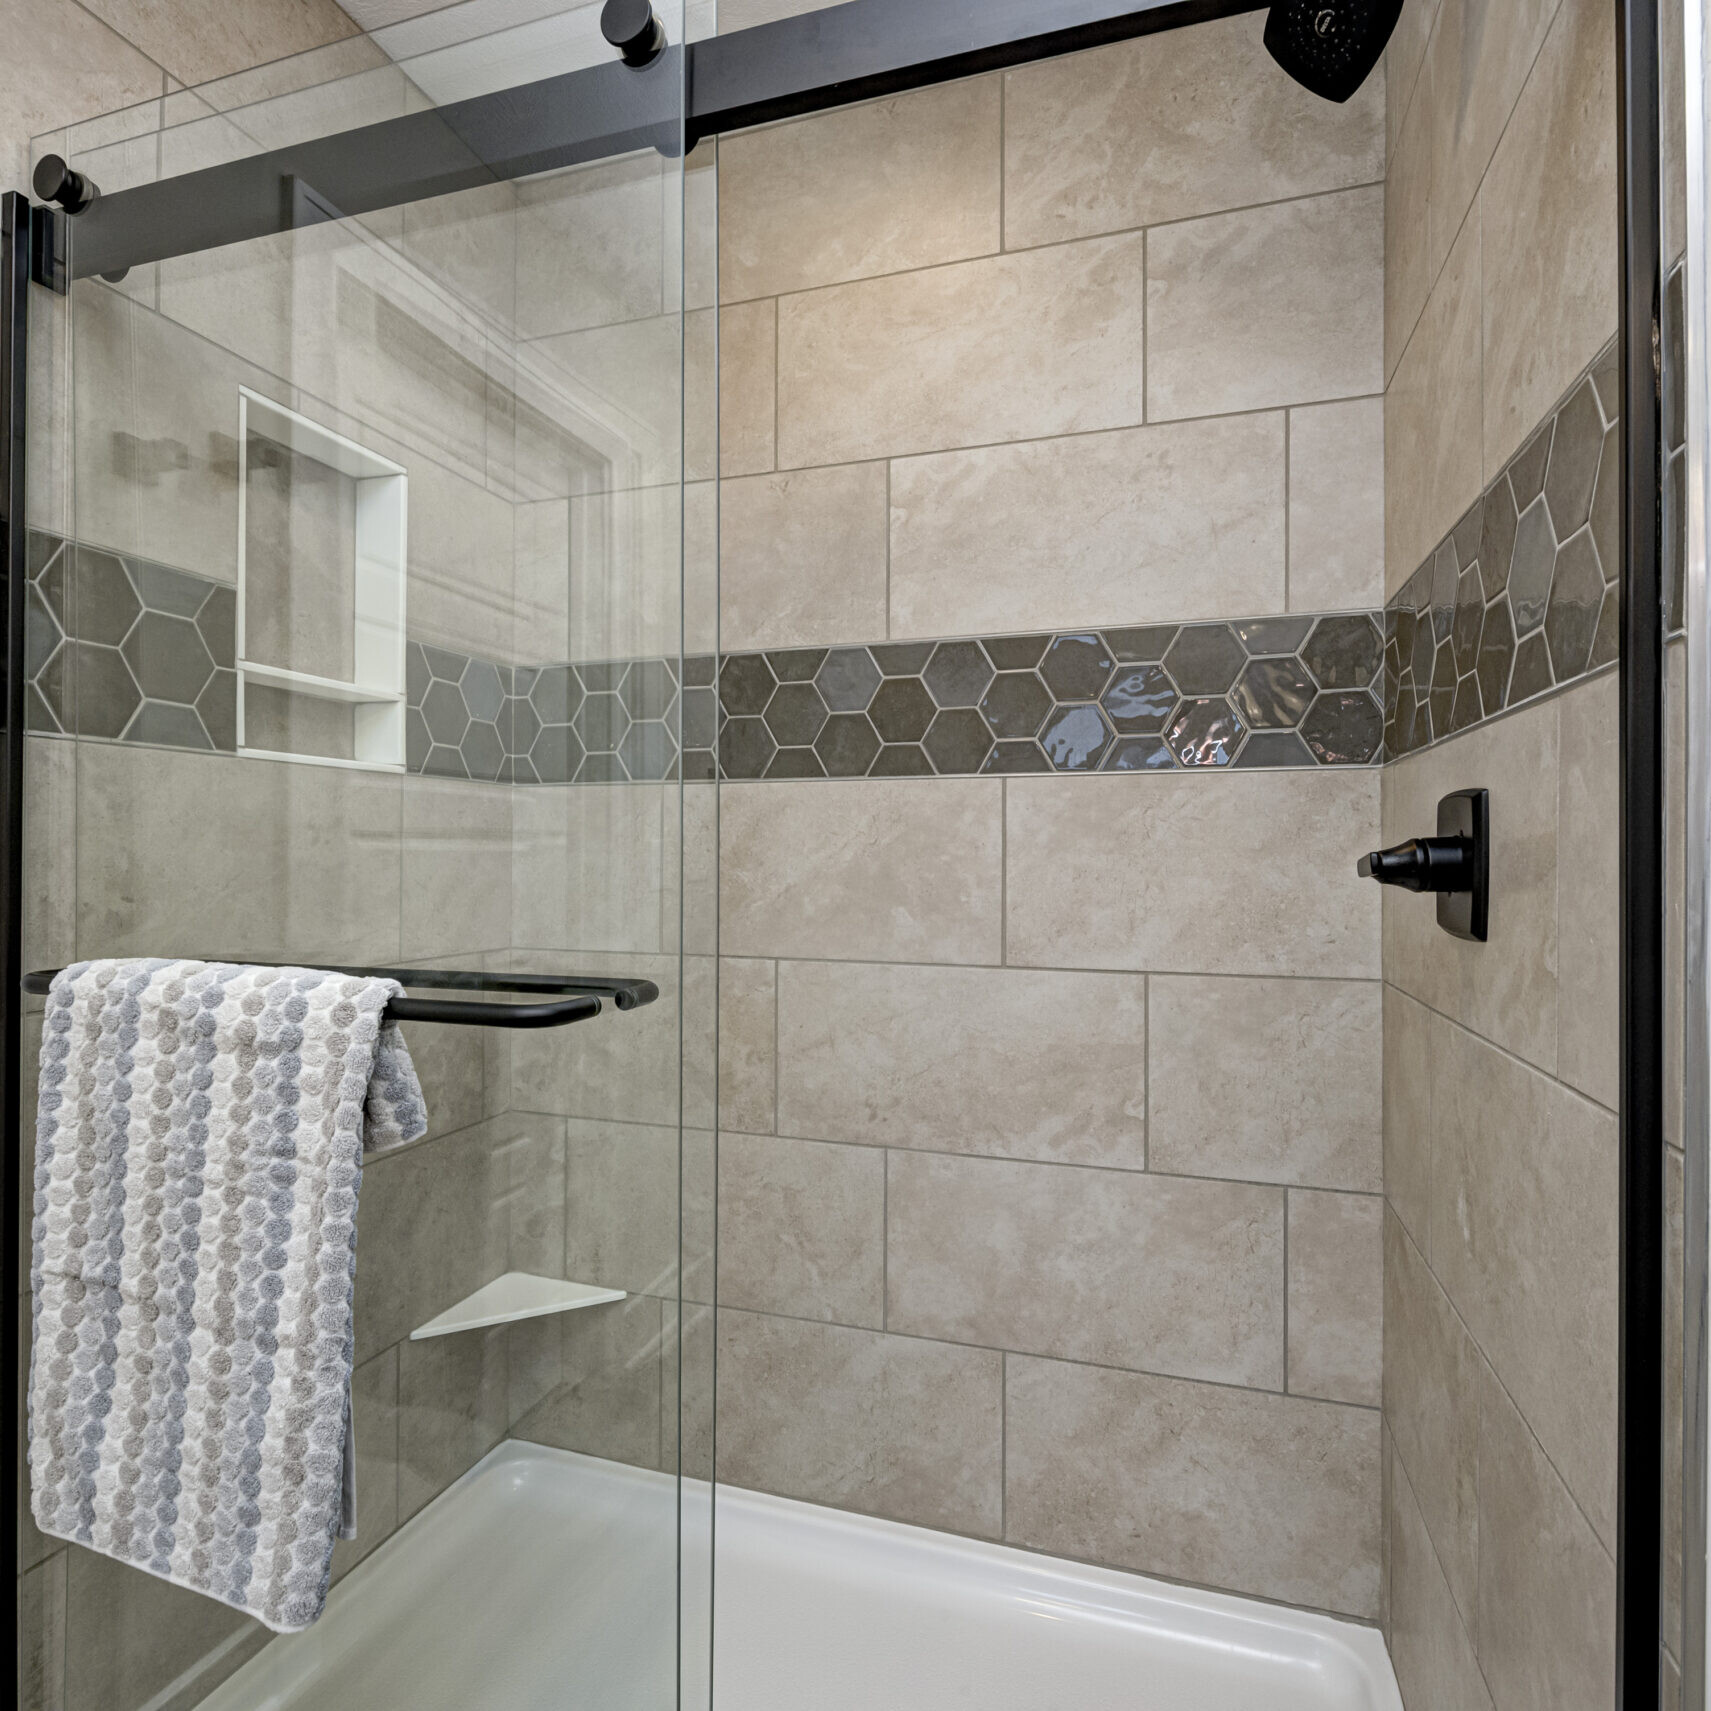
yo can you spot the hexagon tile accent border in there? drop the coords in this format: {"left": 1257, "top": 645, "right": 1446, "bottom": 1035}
{"left": 1384, "top": 335, "right": 1622, "bottom": 762}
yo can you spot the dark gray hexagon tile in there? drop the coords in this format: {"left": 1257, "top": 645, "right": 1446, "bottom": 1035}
{"left": 1508, "top": 421, "right": 1554, "bottom": 509}
{"left": 1475, "top": 598, "right": 1515, "bottom": 717}
{"left": 1479, "top": 479, "right": 1519, "bottom": 601}
{"left": 422, "top": 679, "right": 471, "bottom": 748}
{"left": 923, "top": 641, "right": 994, "bottom": 708}
{"left": 682, "top": 654, "right": 717, "bottom": 687}
{"left": 1542, "top": 378, "right": 1605, "bottom": 538}
{"left": 1231, "top": 658, "right": 1313, "bottom": 730}
{"left": 1101, "top": 662, "right": 1176, "bottom": 733}
{"left": 25, "top": 586, "right": 62, "bottom": 680}
{"left": 421, "top": 644, "right": 467, "bottom": 684}
{"left": 423, "top": 743, "right": 468, "bottom": 779}
{"left": 1233, "top": 616, "right": 1312, "bottom": 655}
{"left": 1508, "top": 631, "right": 1554, "bottom": 705}
{"left": 1303, "top": 615, "right": 1382, "bottom": 691}
{"left": 1101, "top": 625, "right": 1176, "bottom": 663}
{"left": 578, "top": 662, "right": 624, "bottom": 693}
{"left": 621, "top": 659, "right": 676, "bottom": 723}
{"left": 27, "top": 531, "right": 62, "bottom": 579}
{"left": 981, "top": 740, "right": 1051, "bottom": 774}
{"left": 125, "top": 701, "right": 213, "bottom": 751}
{"left": 1041, "top": 633, "right": 1116, "bottom": 701}
{"left": 37, "top": 549, "right": 68, "bottom": 634}
{"left": 511, "top": 695, "right": 542, "bottom": 756}
{"left": 197, "top": 670, "right": 237, "bottom": 752}
{"left": 982, "top": 671, "right": 1053, "bottom": 739}
{"left": 406, "top": 707, "right": 431, "bottom": 771}
{"left": 196, "top": 585, "right": 237, "bottom": 671}
{"left": 461, "top": 658, "right": 505, "bottom": 725}
{"left": 1450, "top": 569, "right": 1483, "bottom": 672}
{"left": 924, "top": 708, "right": 994, "bottom": 774}
{"left": 128, "top": 558, "right": 212, "bottom": 619}
{"left": 620, "top": 721, "right": 677, "bottom": 780}
{"left": 720, "top": 717, "right": 776, "bottom": 779}
{"left": 26, "top": 684, "right": 59, "bottom": 735}
{"left": 984, "top": 633, "right": 1052, "bottom": 670}
{"left": 74, "top": 548, "right": 141, "bottom": 646}
{"left": 123, "top": 612, "right": 215, "bottom": 705}
{"left": 1428, "top": 636, "right": 1457, "bottom": 735}
{"left": 1450, "top": 500, "right": 1482, "bottom": 575}
{"left": 1236, "top": 731, "right": 1316, "bottom": 769}
{"left": 49, "top": 643, "right": 137, "bottom": 738}
{"left": 1506, "top": 497, "right": 1556, "bottom": 636}
{"left": 870, "top": 677, "right": 936, "bottom": 743}
{"left": 579, "top": 753, "right": 629, "bottom": 784}
{"left": 870, "top": 743, "right": 935, "bottom": 777}
{"left": 532, "top": 724, "right": 584, "bottom": 784}
{"left": 574, "top": 692, "right": 628, "bottom": 751}
{"left": 764, "top": 681, "right": 829, "bottom": 747}
{"left": 1590, "top": 425, "right": 1619, "bottom": 583}
{"left": 1162, "top": 625, "right": 1243, "bottom": 696}
{"left": 1428, "top": 540, "right": 1459, "bottom": 642}
{"left": 406, "top": 641, "right": 432, "bottom": 705}
{"left": 1543, "top": 531, "right": 1603, "bottom": 681}
{"left": 531, "top": 664, "right": 580, "bottom": 725}
{"left": 462, "top": 719, "right": 506, "bottom": 781}
{"left": 765, "top": 649, "right": 828, "bottom": 684}
{"left": 766, "top": 747, "right": 827, "bottom": 779}
{"left": 1040, "top": 704, "right": 1112, "bottom": 771}
{"left": 815, "top": 714, "right": 881, "bottom": 777}
{"left": 816, "top": 648, "right": 881, "bottom": 712}
{"left": 869, "top": 642, "right": 935, "bottom": 675}
{"left": 1165, "top": 698, "right": 1243, "bottom": 767}
{"left": 720, "top": 653, "right": 776, "bottom": 717}
{"left": 1104, "top": 736, "right": 1174, "bottom": 771}
{"left": 681, "top": 686, "right": 719, "bottom": 749}
{"left": 1301, "top": 692, "right": 1383, "bottom": 765}
{"left": 683, "top": 749, "right": 718, "bottom": 782}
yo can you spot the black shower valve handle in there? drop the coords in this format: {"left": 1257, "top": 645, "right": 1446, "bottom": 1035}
{"left": 1356, "top": 836, "right": 1476, "bottom": 895}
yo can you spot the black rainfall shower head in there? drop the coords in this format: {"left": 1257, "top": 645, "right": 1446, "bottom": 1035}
{"left": 1264, "top": 0, "right": 1404, "bottom": 103}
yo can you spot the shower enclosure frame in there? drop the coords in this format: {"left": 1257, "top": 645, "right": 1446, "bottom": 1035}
{"left": 0, "top": 0, "right": 1672, "bottom": 1706}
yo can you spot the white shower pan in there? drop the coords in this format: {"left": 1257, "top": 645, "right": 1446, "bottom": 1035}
{"left": 198, "top": 1441, "right": 1402, "bottom": 1711}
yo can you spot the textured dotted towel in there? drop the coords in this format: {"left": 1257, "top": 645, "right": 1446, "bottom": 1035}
{"left": 28, "top": 959, "right": 427, "bottom": 1633}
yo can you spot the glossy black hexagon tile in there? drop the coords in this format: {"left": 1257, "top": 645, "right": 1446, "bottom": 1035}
{"left": 1385, "top": 335, "right": 1622, "bottom": 762}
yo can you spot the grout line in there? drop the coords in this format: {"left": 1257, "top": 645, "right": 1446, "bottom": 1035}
{"left": 718, "top": 1300, "right": 1374, "bottom": 1413}
{"left": 771, "top": 957, "right": 780, "bottom": 1134}
{"left": 998, "top": 73, "right": 1007, "bottom": 255}
{"left": 999, "top": 776, "right": 1007, "bottom": 966}
{"left": 1281, "top": 1187, "right": 1291, "bottom": 1396}
{"left": 882, "top": 1149, "right": 889, "bottom": 1332}
{"left": 1282, "top": 407, "right": 1291, "bottom": 610}
{"left": 1141, "top": 974, "right": 1150, "bottom": 1172}
{"left": 1141, "top": 224, "right": 1148, "bottom": 425}
{"left": 1000, "top": 1350, "right": 1008, "bottom": 1537}
{"left": 884, "top": 458, "right": 892, "bottom": 640}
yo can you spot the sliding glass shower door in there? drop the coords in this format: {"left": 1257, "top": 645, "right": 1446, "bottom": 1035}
{"left": 15, "top": 6, "right": 715, "bottom": 1707}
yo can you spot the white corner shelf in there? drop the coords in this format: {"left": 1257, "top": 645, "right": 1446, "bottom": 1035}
{"left": 410, "top": 1273, "right": 627, "bottom": 1341}
{"left": 235, "top": 387, "right": 409, "bottom": 773}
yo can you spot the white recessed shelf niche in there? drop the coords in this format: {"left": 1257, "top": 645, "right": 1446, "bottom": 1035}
{"left": 235, "top": 387, "right": 408, "bottom": 772}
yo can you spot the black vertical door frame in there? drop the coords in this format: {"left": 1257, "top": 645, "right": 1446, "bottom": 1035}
{"left": 0, "top": 190, "right": 30, "bottom": 1711}
{"left": 1618, "top": 0, "right": 1665, "bottom": 1706}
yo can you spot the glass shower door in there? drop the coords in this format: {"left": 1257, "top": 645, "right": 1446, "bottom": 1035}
{"left": 15, "top": 7, "right": 714, "bottom": 1708}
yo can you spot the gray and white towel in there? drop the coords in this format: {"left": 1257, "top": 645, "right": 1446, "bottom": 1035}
{"left": 28, "top": 959, "right": 427, "bottom": 1633}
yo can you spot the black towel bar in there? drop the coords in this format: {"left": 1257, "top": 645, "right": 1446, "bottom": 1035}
{"left": 20, "top": 963, "right": 660, "bottom": 1031}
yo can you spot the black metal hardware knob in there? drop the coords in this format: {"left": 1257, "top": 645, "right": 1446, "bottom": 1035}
{"left": 31, "top": 155, "right": 98, "bottom": 215}
{"left": 1357, "top": 837, "right": 1473, "bottom": 894}
{"left": 1356, "top": 787, "right": 1489, "bottom": 943}
{"left": 602, "top": 0, "right": 666, "bottom": 66}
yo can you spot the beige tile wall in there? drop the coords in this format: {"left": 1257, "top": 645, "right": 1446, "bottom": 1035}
{"left": 701, "top": 12, "right": 1389, "bottom": 1622}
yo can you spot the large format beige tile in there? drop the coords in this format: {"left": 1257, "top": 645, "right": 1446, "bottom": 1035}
{"left": 1556, "top": 673, "right": 1619, "bottom": 1110}
{"left": 78, "top": 0, "right": 357, "bottom": 86}
{"left": 716, "top": 1310, "right": 1003, "bottom": 1536}
{"left": 1147, "top": 187, "right": 1383, "bottom": 422}
{"left": 719, "top": 298, "right": 778, "bottom": 478}
{"left": 398, "top": 1325, "right": 509, "bottom": 1521}
{"left": 721, "top": 958, "right": 778, "bottom": 1136}
{"left": 720, "top": 80, "right": 1000, "bottom": 300}
{"left": 1006, "top": 1356, "right": 1380, "bottom": 1617}
{"left": 1384, "top": 213, "right": 1482, "bottom": 590}
{"left": 1428, "top": 1015, "right": 1618, "bottom": 1548}
{"left": 1382, "top": 693, "right": 1560, "bottom": 1070}
{"left": 1384, "top": 29, "right": 1436, "bottom": 386}
{"left": 721, "top": 463, "right": 889, "bottom": 651}
{"left": 18, "top": 1548, "right": 64, "bottom": 1711}
{"left": 888, "top": 1152, "right": 1283, "bottom": 1387}
{"left": 776, "top": 960, "right": 1145, "bottom": 1167}
{"left": 1288, "top": 1190, "right": 1381, "bottom": 1406}
{"left": 1383, "top": 984, "right": 1435, "bottom": 1250}
{"left": 1388, "top": 1437, "right": 1495, "bottom": 1711}
{"left": 1148, "top": 975, "right": 1381, "bottom": 1190}
{"left": 24, "top": 736, "right": 76, "bottom": 974}
{"left": 1003, "top": 14, "right": 1383, "bottom": 249}
{"left": 330, "top": 1347, "right": 400, "bottom": 1582}
{"left": 1006, "top": 772, "right": 1381, "bottom": 979}
{"left": 1479, "top": 0, "right": 1619, "bottom": 473}
{"left": 888, "top": 415, "right": 1286, "bottom": 640}
{"left": 516, "top": 153, "right": 666, "bottom": 340}
{"left": 775, "top": 233, "right": 1147, "bottom": 467}
{"left": 722, "top": 779, "right": 1002, "bottom": 964}
{"left": 75, "top": 745, "right": 402, "bottom": 966}
{"left": 1385, "top": 1208, "right": 1481, "bottom": 1619}
{"left": 719, "top": 1132, "right": 886, "bottom": 1327}
{"left": 1289, "top": 398, "right": 1386, "bottom": 612}
{"left": 1474, "top": 1366, "right": 1616, "bottom": 1711}
{"left": 400, "top": 777, "right": 511, "bottom": 961}
{"left": 564, "top": 1118, "right": 685, "bottom": 1301}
